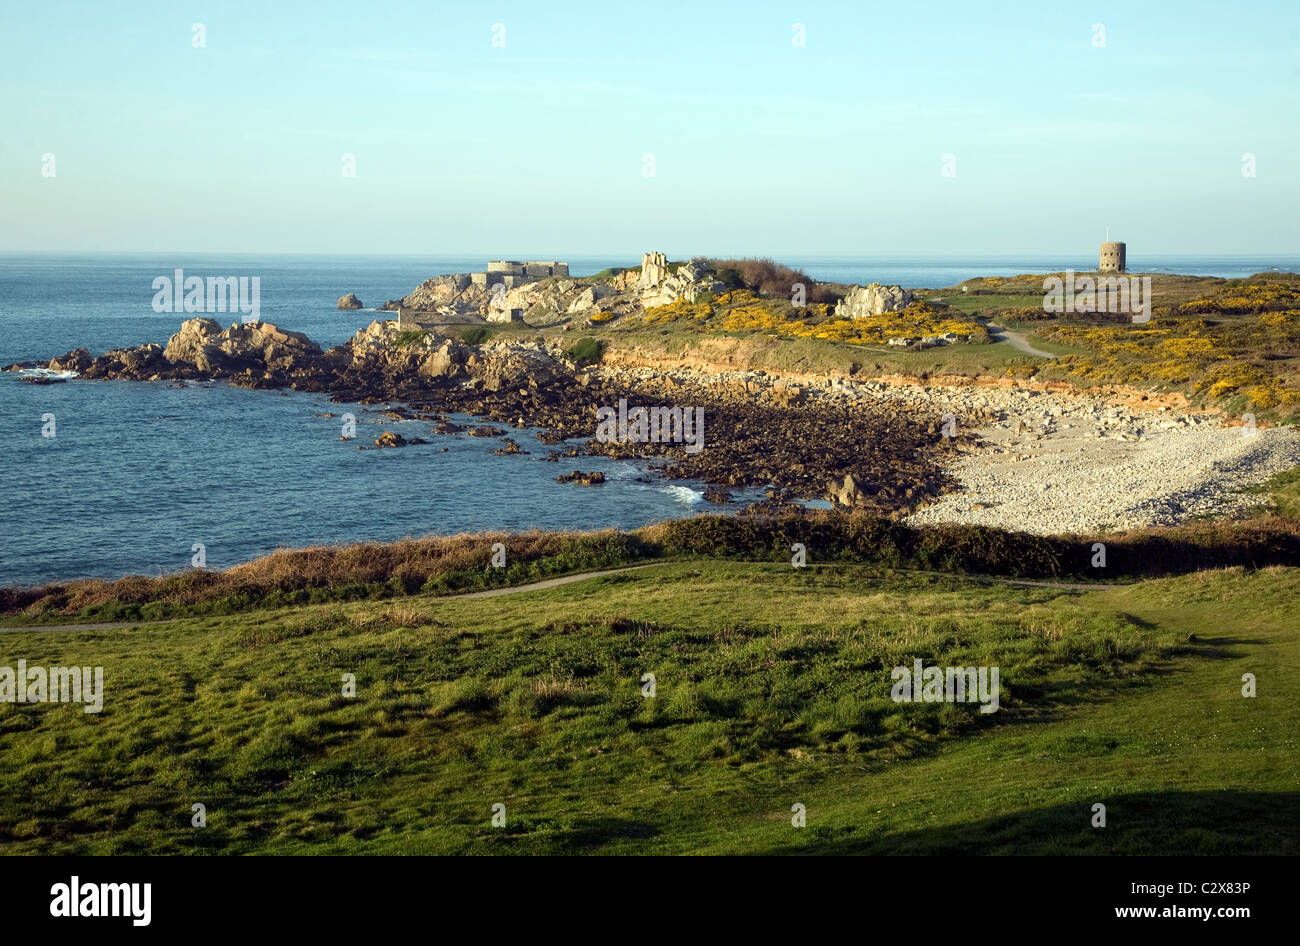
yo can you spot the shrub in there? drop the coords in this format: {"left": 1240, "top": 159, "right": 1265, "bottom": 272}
{"left": 705, "top": 257, "right": 839, "bottom": 303}
{"left": 7, "top": 513, "right": 1299, "bottom": 621}
{"left": 566, "top": 337, "right": 604, "bottom": 367}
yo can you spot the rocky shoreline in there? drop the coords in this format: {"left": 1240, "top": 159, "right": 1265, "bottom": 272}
{"left": 14, "top": 317, "right": 969, "bottom": 517}
{"left": 13, "top": 315, "right": 1295, "bottom": 530}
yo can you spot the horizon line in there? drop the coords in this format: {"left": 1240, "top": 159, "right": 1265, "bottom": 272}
{"left": 2, "top": 249, "right": 1298, "bottom": 260}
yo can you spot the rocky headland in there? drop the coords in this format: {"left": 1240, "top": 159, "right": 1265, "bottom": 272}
{"left": 22, "top": 315, "right": 971, "bottom": 517}
{"left": 14, "top": 256, "right": 1297, "bottom": 532}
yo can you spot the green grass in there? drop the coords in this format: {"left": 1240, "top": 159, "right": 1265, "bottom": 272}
{"left": 1, "top": 561, "right": 1294, "bottom": 854}
{"left": 392, "top": 330, "right": 429, "bottom": 348}
{"left": 1242, "top": 468, "right": 1300, "bottom": 519}
{"left": 925, "top": 290, "right": 1048, "bottom": 315}
{"left": 584, "top": 267, "right": 629, "bottom": 282}
{"left": 457, "top": 326, "right": 492, "bottom": 345}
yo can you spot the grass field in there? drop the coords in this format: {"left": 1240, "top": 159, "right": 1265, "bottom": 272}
{"left": 2, "top": 561, "right": 1295, "bottom": 854}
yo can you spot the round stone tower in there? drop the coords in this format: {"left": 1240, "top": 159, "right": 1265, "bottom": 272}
{"left": 1099, "top": 241, "right": 1126, "bottom": 273}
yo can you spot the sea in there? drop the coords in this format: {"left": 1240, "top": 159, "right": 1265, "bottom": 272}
{"left": 2, "top": 252, "right": 1296, "bottom": 587}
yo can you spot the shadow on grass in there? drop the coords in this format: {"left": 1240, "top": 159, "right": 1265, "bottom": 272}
{"left": 469, "top": 816, "right": 661, "bottom": 854}
{"left": 768, "top": 791, "right": 1300, "bottom": 856}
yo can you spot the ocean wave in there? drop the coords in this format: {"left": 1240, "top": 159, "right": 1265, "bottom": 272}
{"left": 17, "top": 367, "right": 78, "bottom": 379}
{"left": 601, "top": 465, "right": 642, "bottom": 482}
{"left": 662, "top": 484, "right": 703, "bottom": 505}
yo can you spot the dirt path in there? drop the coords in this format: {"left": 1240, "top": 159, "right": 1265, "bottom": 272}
{"left": 451, "top": 564, "right": 663, "bottom": 599}
{"left": 0, "top": 564, "right": 666, "bottom": 633}
{"left": 986, "top": 322, "right": 1056, "bottom": 359}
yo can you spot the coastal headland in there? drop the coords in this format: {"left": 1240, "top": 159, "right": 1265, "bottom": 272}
{"left": 11, "top": 258, "right": 1299, "bottom": 535}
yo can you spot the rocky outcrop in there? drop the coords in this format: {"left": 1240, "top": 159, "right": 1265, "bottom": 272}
{"left": 77, "top": 344, "right": 170, "bottom": 380}
{"left": 338, "top": 293, "right": 363, "bottom": 309}
{"left": 161, "top": 318, "right": 222, "bottom": 364}
{"left": 162, "top": 319, "right": 323, "bottom": 377}
{"left": 834, "top": 283, "right": 914, "bottom": 319}
{"left": 567, "top": 285, "right": 616, "bottom": 313}
{"left": 49, "top": 348, "right": 94, "bottom": 373}
{"left": 385, "top": 274, "right": 485, "bottom": 312}
{"left": 640, "top": 257, "right": 726, "bottom": 308}
{"left": 44, "top": 319, "right": 327, "bottom": 384}
{"left": 638, "top": 251, "right": 668, "bottom": 289}
{"left": 828, "top": 472, "right": 864, "bottom": 507}
{"left": 556, "top": 470, "right": 606, "bottom": 485}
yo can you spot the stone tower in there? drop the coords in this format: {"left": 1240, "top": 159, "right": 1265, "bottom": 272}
{"left": 1099, "top": 241, "right": 1126, "bottom": 274}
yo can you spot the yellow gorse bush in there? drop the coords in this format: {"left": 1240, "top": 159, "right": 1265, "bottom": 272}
{"left": 1181, "top": 283, "right": 1300, "bottom": 314}
{"left": 1044, "top": 313, "right": 1299, "bottom": 409}
{"left": 641, "top": 290, "right": 986, "bottom": 345}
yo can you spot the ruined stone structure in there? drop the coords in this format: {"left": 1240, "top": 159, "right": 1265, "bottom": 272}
{"left": 1099, "top": 241, "right": 1126, "bottom": 274}
{"left": 396, "top": 307, "right": 448, "bottom": 329}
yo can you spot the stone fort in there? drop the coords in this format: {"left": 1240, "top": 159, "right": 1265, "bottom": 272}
{"left": 1099, "top": 241, "right": 1126, "bottom": 274}
{"left": 469, "top": 260, "right": 570, "bottom": 290}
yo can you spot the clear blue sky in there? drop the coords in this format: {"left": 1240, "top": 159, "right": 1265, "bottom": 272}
{"left": 2, "top": 0, "right": 1296, "bottom": 256}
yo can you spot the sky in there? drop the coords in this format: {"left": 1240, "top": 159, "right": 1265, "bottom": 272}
{"left": 1, "top": 0, "right": 1297, "bottom": 257}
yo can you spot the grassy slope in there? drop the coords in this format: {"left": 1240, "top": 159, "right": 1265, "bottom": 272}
{"left": 2, "top": 562, "right": 1294, "bottom": 855}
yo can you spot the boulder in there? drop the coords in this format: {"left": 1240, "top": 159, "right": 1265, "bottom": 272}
{"left": 374, "top": 430, "right": 407, "bottom": 448}
{"left": 556, "top": 470, "right": 606, "bottom": 485}
{"left": 338, "top": 293, "right": 363, "bottom": 309}
{"left": 828, "top": 472, "right": 865, "bottom": 507}
{"left": 163, "top": 318, "right": 223, "bottom": 363}
{"left": 641, "top": 257, "right": 725, "bottom": 308}
{"left": 417, "top": 339, "right": 464, "bottom": 379}
{"left": 49, "top": 348, "right": 94, "bottom": 373}
{"left": 567, "top": 287, "right": 597, "bottom": 312}
{"left": 161, "top": 318, "right": 323, "bottom": 377}
{"left": 834, "top": 283, "right": 914, "bottom": 319}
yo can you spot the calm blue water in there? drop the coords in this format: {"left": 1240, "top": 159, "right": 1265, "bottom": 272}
{"left": 2, "top": 253, "right": 1295, "bottom": 586}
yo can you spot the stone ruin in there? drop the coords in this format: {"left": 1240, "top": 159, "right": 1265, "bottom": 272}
{"left": 486, "top": 305, "right": 525, "bottom": 323}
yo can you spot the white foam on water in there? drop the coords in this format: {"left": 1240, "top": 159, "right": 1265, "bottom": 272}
{"left": 602, "top": 465, "right": 642, "bottom": 482}
{"left": 17, "top": 367, "right": 78, "bottom": 379}
{"left": 662, "top": 484, "right": 703, "bottom": 505}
